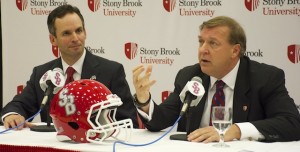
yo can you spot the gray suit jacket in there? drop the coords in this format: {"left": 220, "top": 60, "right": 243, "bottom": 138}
{"left": 143, "top": 56, "right": 300, "bottom": 142}
{"left": 1, "top": 50, "right": 138, "bottom": 128}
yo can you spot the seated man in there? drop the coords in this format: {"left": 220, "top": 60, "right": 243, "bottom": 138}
{"left": 1, "top": 4, "right": 138, "bottom": 129}
{"left": 131, "top": 16, "right": 300, "bottom": 142}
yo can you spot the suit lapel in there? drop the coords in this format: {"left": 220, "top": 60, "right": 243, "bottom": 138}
{"left": 81, "top": 50, "right": 98, "bottom": 80}
{"left": 50, "top": 58, "right": 63, "bottom": 70}
{"left": 233, "top": 57, "right": 251, "bottom": 123}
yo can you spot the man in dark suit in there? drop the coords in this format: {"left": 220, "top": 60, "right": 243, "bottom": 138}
{"left": 132, "top": 16, "right": 300, "bottom": 142}
{"left": 1, "top": 4, "right": 138, "bottom": 129}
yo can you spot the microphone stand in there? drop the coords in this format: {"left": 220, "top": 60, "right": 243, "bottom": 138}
{"left": 169, "top": 101, "right": 192, "bottom": 141}
{"left": 30, "top": 95, "right": 56, "bottom": 132}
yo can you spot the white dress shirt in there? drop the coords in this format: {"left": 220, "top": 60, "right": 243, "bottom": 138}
{"left": 61, "top": 49, "right": 86, "bottom": 81}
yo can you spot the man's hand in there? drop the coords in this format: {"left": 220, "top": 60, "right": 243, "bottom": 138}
{"left": 132, "top": 65, "right": 156, "bottom": 112}
{"left": 187, "top": 124, "right": 241, "bottom": 143}
{"left": 3, "top": 114, "right": 34, "bottom": 130}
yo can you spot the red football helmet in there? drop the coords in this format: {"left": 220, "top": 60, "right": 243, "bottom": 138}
{"left": 50, "top": 79, "right": 133, "bottom": 144}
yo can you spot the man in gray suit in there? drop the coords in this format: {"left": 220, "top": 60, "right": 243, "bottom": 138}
{"left": 1, "top": 4, "right": 138, "bottom": 129}
{"left": 132, "top": 16, "right": 300, "bottom": 142}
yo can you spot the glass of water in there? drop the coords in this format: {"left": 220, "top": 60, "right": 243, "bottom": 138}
{"left": 211, "top": 106, "right": 232, "bottom": 148}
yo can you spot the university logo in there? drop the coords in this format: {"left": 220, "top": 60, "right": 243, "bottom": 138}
{"left": 88, "top": 0, "right": 101, "bottom": 12}
{"left": 16, "top": 0, "right": 28, "bottom": 11}
{"left": 52, "top": 45, "right": 60, "bottom": 58}
{"left": 244, "top": 0, "right": 260, "bottom": 12}
{"left": 17, "top": 85, "right": 25, "bottom": 95}
{"left": 161, "top": 91, "right": 172, "bottom": 102}
{"left": 163, "top": 0, "right": 176, "bottom": 12}
{"left": 124, "top": 42, "right": 138, "bottom": 60}
{"left": 287, "top": 44, "right": 300, "bottom": 64}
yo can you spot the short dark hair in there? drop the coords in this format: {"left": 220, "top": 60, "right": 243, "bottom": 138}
{"left": 200, "top": 16, "right": 247, "bottom": 57}
{"left": 47, "top": 4, "right": 85, "bottom": 37}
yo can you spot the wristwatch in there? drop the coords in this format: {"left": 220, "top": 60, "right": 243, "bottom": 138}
{"left": 133, "top": 93, "right": 151, "bottom": 108}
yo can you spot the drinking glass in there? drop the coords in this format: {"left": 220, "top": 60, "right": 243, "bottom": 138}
{"left": 211, "top": 106, "right": 232, "bottom": 148}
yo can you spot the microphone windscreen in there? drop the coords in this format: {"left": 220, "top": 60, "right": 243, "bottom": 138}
{"left": 179, "top": 76, "right": 205, "bottom": 107}
{"left": 189, "top": 77, "right": 205, "bottom": 107}
{"left": 51, "top": 68, "right": 65, "bottom": 94}
{"left": 39, "top": 70, "right": 52, "bottom": 92}
{"left": 51, "top": 68, "right": 65, "bottom": 87}
{"left": 188, "top": 77, "right": 204, "bottom": 97}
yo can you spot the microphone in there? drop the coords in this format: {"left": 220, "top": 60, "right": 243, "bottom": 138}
{"left": 179, "top": 76, "right": 205, "bottom": 115}
{"left": 30, "top": 68, "right": 65, "bottom": 132}
{"left": 39, "top": 68, "right": 65, "bottom": 109}
{"left": 169, "top": 76, "right": 205, "bottom": 141}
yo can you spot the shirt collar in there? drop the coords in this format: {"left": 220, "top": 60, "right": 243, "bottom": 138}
{"left": 61, "top": 49, "right": 86, "bottom": 76}
{"left": 210, "top": 59, "right": 240, "bottom": 90}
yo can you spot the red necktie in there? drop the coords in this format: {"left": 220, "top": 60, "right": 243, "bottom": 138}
{"left": 209, "top": 80, "right": 225, "bottom": 126}
{"left": 65, "top": 67, "right": 75, "bottom": 85}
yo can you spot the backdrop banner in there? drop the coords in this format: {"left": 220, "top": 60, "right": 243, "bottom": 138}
{"left": 2, "top": 0, "right": 300, "bottom": 121}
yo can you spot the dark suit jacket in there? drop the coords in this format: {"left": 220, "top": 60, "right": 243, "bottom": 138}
{"left": 143, "top": 56, "right": 300, "bottom": 142}
{"left": 1, "top": 50, "right": 138, "bottom": 128}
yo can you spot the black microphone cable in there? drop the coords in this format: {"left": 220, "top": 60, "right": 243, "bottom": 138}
{"left": 113, "top": 115, "right": 182, "bottom": 152}
{"left": 0, "top": 109, "right": 42, "bottom": 134}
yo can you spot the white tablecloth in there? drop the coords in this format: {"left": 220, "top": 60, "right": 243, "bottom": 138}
{"left": 1, "top": 124, "right": 300, "bottom": 152}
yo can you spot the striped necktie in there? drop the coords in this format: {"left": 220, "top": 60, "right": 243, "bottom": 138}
{"left": 209, "top": 80, "right": 225, "bottom": 126}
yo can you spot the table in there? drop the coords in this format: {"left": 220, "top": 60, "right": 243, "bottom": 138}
{"left": 1, "top": 124, "right": 300, "bottom": 152}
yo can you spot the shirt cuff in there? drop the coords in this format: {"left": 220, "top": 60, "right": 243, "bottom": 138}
{"left": 235, "top": 122, "right": 265, "bottom": 141}
{"left": 1, "top": 112, "right": 19, "bottom": 122}
{"left": 136, "top": 100, "right": 154, "bottom": 121}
